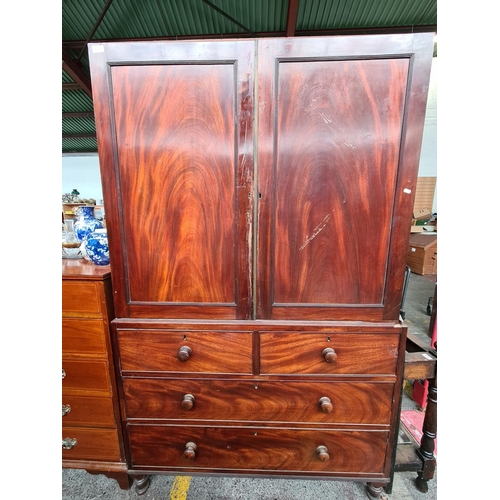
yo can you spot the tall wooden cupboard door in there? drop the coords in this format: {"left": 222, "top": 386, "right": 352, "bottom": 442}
{"left": 256, "top": 35, "right": 434, "bottom": 321}
{"left": 89, "top": 40, "right": 255, "bottom": 320}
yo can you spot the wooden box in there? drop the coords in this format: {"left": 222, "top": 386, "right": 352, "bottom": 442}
{"left": 407, "top": 234, "right": 437, "bottom": 275}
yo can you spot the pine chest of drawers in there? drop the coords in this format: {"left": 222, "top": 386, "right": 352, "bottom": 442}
{"left": 62, "top": 259, "right": 130, "bottom": 489}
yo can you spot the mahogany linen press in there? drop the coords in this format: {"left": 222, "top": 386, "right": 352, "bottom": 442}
{"left": 88, "top": 33, "right": 434, "bottom": 497}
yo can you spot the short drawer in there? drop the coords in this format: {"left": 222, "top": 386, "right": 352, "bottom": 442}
{"left": 128, "top": 424, "right": 388, "bottom": 474}
{"left": 62, "top": 318, "right": 108, "bottom": 357}
{"left": 123, "top": 379, "right": 393, "bottom": 425}
{"left": 62, "top": 426, "right": 121, "bottom": 461}
{"left": 118, "top": 329, "right": 253, "bottom": 374}
{"left": 62, "top": 281, "right": 103, "bottom": 318}
{"left": 62, "top": 394, "right": 116, "bottom": 427}
{"left": 62, "top": 359, "right": 111, "bottom": 395}
{"left": 259, "top": 332, "right": 400, "bottom": 375}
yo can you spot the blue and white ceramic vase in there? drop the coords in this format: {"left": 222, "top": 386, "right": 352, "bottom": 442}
{"left": 82, "top": 228, "right": 110, "bottom": 266}
{"left": 74, "top": 205, "right": 104, "bottom": 242}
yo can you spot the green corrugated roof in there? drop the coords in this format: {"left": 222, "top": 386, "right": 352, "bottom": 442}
{"left": 62, "top": 0, "right": 437, "bottom": 154}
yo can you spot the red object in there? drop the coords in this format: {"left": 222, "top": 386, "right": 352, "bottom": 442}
{"left": 401, "top": 409, "right": 438, "bottom": 461}
{"left": 412, "top": 379, "right": 429, "bottom": 409}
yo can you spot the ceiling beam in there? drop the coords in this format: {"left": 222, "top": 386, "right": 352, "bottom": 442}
{"left": 201, "top": 0, "right": 255, "bottom": 35}
{"left": 63, "top": 134, "right": 96, "bottom": 139}
{"left": 62, "top": 47, "right": 93, "bottom": 98}
{"left": 76, "top": 0, "right": 115, "bottom": 62}
{"left": 62, "top": 25, "right": 437, "bottom": 49}
{"left": 286, "top": 0, "right": 300, "bottom": 37}
{"left": 63, "top": 112, "right": 94, "bottom": 118}
{"left": 62, "top": 83, "right": 84, "bottom": 90}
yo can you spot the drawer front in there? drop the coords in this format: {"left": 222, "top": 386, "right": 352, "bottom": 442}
{"left": 260, "top": 332, "right": 399, "bottom": 375}
{"left": 62, "top": 318, "right": 107, "bottom": 357}
{"left": 62, "top": 426, "right": 121, "bottom": 461}
{"left": 118, "top": 330, "right": 253, "bottom": 374}
{"left": 62, "top": 394, "right": 116, "bottom": 427}
{"left": 128, "top": 425, "right": 388, "bottom": 474}
{"left": 62, "top": 281, "right": 103, "bottom": 318}
{"left": 62, "top": 359, "right": 111, "bottom": 395}
{"left": 123, "top": 379, "right": 393, "bottom": 425}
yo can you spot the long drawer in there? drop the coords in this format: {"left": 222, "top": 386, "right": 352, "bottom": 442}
{"left": 62, "top": 394, "right": 116, "bottom": 427}
{"left": 62, "top": 318, "right": 107, "bottom": 356}
{"left": 128, "top": 424, "right": 388, "bottom": 474}
{"left": 62, "top": 359, "right": 111, "bottom": 395}
{"left": 62, "top": 426, "right": 122, "bottom": 461}
{"left": 118, "top": 329, "right": 253, "bottom": 374}
{"left": 123, "top": 379, "right": 393, "bottom": 425}
{"left": 260, "top": 332, "right": 400, "bottom": 375}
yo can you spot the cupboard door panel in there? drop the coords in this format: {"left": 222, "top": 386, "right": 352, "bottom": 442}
{"left": 257, "top": 35, "right": 434, "bottom": 320}
{"left": 89, "top": 41, "right": 254, "bottom": 320}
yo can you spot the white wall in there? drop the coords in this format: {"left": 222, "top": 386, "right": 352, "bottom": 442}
{"left": 62, "top": 154, "right": 103, "bottom": 203}
{"left": 419, "top": 56, "right": 438, "bottom": 212}
{"left": 61, "top": 58, "right": 438, "bottom": 210}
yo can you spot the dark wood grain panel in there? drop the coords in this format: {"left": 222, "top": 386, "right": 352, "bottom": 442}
{"left": 128, "top": 424, "right": 388, "bottom": 474}
{"left": 62, "top": 395, "right": 116, "bottom": 427}
{"left": 259, "top": 332, "right": 399, "bottom": 375}
{"left": 111, "top": 63, "right": 236, "bottom": 305}
{"left": 118, "top": 329, "right": 253, "bottom": 374}
{"left": 123, "top": 379, "right": 393, "bottom": 425}
{"left": 89, "top": 40, "right": 254, "bottom": 319}
{"left": 273, "top": 58, "right": 408, "bottom": 306}
{"left": 256, "top": 34, "right": 435, "bottom": 320}
{"left": 62, "top": 359, "right": 111, "bottom": 395}
{"left": 62, "top": 427, "right": 122, "bottom": 461}
{"left": 62, "top": 318, "right": 107, "bottom": 357}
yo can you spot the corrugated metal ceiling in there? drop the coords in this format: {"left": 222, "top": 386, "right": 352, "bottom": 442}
{"left": 62, "top": 0, "right": 437, "bottom": 154}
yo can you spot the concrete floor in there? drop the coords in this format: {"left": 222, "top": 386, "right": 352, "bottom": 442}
{"left": 62, "top": 272, "right": 437, "bottom": 499}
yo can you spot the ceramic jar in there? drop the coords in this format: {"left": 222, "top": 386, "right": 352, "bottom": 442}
{"left": 74, "top": 205, "right": 104, "bottom": 241}
{"left": 82, "top": 229, "right": 110, "bottom": 266}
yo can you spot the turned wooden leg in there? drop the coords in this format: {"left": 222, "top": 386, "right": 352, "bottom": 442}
{"left": 134, "top": 475, "right": 151, "bottom": 495}
{"left": 366, "top": 482, "right": 384, "bottom": 499}
{"left": 415, "top": 375, "right": 437, "bottom": 493}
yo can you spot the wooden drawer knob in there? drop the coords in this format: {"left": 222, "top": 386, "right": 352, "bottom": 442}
{"left": 181, "top": 394, "right": 195, "bottom": 410}
{"left": 183, "top": 441, "right": 197, "bottom": 460}
{"left": 177, "top": 345, "right": 192, "bottom": 362}
{"left": 318, "top": 396, "right": 333, "bottom": 414}
{"left": 316, "top": 445, "right": 330, "bottom": 462}
{"left": 322, "top": 347, "right": 338, "bottom": 364}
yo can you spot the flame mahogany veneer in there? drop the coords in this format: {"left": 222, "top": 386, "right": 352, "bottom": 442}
{"left": 87, "top": 33, "right": 434, "bottom": 496}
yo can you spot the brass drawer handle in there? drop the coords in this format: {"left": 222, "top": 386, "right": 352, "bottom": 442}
{"left": 62, "top": 369, "right": 66, "bottom": 379}
{"left": 177, "top": 345, "right": 192, "bottom": 362}
{"left": 181, "top": 394, "right": 195, "bottom": 410}
{"left": 322, "top": 347, "right": 338, "bottom": 364}
{"left": 316, "top": 445, "right": 330, "bottom": 462}
{"left": 62, "top": 437, "right": 77, "bottom": 450}
{"left": 318, "top": 396, "right": 333, "bottom": 414}
{"left": 183, "top": 441, "right": 197, "bottom": 460}
{"left": 62, "top": 404, "right": 71, "bottom": 417}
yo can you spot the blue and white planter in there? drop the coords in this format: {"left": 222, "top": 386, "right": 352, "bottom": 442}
{"left": 82, "top": 229, "right": 110, "bottom": 266}
{"left": 74, "top": 206, "right": 104, "bottom": 241}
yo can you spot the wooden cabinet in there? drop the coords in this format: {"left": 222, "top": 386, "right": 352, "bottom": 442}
{"left": 62, "top": 260, "right": 131, "bottom": 489}
{"left": 88, "top": 33, "right": 434, "bottom": 496}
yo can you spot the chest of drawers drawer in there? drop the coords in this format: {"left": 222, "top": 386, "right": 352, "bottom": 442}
{"left": 128, "top": 424, "right": 389, "bottom": 475}
{"left": 62, "top": 359, "right": 111, "bottom": 395}
{"left": 62, "top": 394, "right": 116, "bottom": 427}
{"left": 259, "top": 332, "right": 400, "bottom": 375}
{"left": 117, "top": 329, "right": 253, "bottom": 374}
{"left": 62, "top": 318, "right": 108, "bottom": 357}
{"left": 123, "top": 378, "right": 394, "bottom": 425}
{"left": 62, "top": 426, "right": 122, "bottom": 462}
{"left": 62, "top": 281, "right": 106, "bottom": 318}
